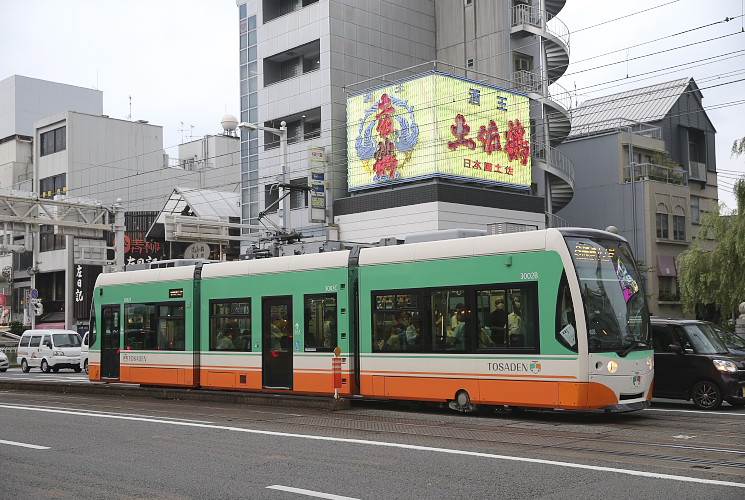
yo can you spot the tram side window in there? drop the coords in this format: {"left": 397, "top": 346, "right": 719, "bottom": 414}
{"left": 89, "top": 303, "right": 97, "bottom": 347}
{"left": 159, "top": 304, "right": 186, "bottom": 351}
{"left": 430, "top": 289, "right": 467, "bottom": 352}
{"left": 555, "top": 274, "right": 577, "bottom": 352}
{"left": 209, "top": 299, "right": 252, "bottom": 351}
{"left": 476, "top": 285, "right": 538, "bottom": 351}
{"left": 372, "top": 292, "right": 422, "bottom": 352}
{"left": 304, "top": 294, "right": 337, "bottom": 351}
{"left": 124, "top": 302, "right": 186, "bottom": 351}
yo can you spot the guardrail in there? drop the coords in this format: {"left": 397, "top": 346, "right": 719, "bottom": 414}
{"left": 623, "top": 163, "right": 688, "bottom": 186}
{"left": 512, "top": 4, "right": 570, "bottom": 48}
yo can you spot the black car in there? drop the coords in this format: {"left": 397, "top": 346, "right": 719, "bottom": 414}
{"left": 651, "top": 318, "right": 745, "bottom": 410}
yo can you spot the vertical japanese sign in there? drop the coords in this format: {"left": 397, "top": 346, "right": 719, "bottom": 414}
{"left": 346, "top": 72, "right": 531, "bottom": 190}
{"left": 309, "top": 146, "right": 327, "bottom": 223}
{"left": 73, "top": 264, "right": 102, "bottom": 319}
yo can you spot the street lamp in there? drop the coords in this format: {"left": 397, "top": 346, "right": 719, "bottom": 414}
{"left": 238, "top": 120, "right": 290, "bottom": 233}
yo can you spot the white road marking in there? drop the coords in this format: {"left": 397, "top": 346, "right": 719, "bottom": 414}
{"left": 0, "top": 403, "right": 743, "bottom": 489}
{"left": 0, "top": 439, "right": 50, "bottom": 450}
{"left": 648, "top": 407, "right": 745, "bottom": 416}
{"left": 267, "top": 485, "right": 359, "bottom": 499}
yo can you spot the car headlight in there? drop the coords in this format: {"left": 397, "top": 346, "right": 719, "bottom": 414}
{"left": 647, "top": 356, "right": 654, "bottom": 370}
{"left": 607, "top": 360, "right": 618, "bottom": 373}
{"left": 53, "top": 350, "right": 64, "bottom": 356}
{"left": 713, "top": 359, "right": 737, "bottom": 373}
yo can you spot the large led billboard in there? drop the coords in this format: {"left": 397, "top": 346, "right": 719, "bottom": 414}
{"left": 346, "top": 72, "right": 531, "bottom": 191}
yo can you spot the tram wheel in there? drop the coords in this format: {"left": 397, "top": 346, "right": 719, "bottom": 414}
{"left": 691, "top": 380, "right": 722, "bottom": 410}
{"left": 449, "top": 390, "right": 478, "bottom": 413}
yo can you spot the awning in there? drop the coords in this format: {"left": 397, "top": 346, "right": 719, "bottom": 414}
{"left": 35, "top": 322, "right": 67, "bottom": 329}
{"left": 656, "top": 255, "right": 677, "bottom": 277}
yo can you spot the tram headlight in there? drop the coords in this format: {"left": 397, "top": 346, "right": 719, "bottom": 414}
{"left": 607, "top": 360, "right": 618, "bottom": 373}
{"left": 713, "top": 359, "right": 736, "bottom": 373}
{"left": 647, "top": 356, "right": 654, "bottom": 370}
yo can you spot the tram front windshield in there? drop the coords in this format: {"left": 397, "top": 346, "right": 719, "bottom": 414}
{"left": 566, "top": 237, "right": 650, "bottom": 355}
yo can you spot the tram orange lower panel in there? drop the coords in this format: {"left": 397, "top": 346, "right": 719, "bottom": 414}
{"left": 120, "top": 366, "right": 193, "bottom": 386}
{"left": 360, "top": 375, "right": 621, "bottom": 409}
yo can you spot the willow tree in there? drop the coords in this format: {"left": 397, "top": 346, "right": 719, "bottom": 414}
{"left": 678, "top": 178, "right": 745, "bottom": 315}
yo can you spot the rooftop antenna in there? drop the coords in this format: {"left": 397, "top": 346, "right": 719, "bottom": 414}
{"left": 178, "top": 122, "right": 187, "bottom": 143}
{"left": 126, "top": 95, "right": 132, "bottom": 121}
{"left": 190, "top": 124, "right": 195, "bottom": 140}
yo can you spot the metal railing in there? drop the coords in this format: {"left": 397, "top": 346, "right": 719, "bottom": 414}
{"left": 512, "top": 4, "right": 570, "bottom": 48}
{"left": 623, "top": 163, "right": 688, "bottom": 186}
{"left": 532, "top": 141, "right": 574, "bottom": 183}
{"left": 546, "top": 212, "right": 570, "bottom": 228}
{"left": 513, "top": 69, "right": 572, "bottom": 111}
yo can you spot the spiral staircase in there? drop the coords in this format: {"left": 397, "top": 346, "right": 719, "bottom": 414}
{"left": 510, "top": 0, "right": 574, "bottom": 219}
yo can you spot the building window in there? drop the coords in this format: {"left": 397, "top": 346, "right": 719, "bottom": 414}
{"left": 673, "top": 214, "right": 686, "bottom": 241}
{"left": 40, "top": 126, "right": 66, "bottom": 157}
{"left": 40, "top": 224, "right": 65, "bottom": 252}
{"left": 264, "top": 184, "right": 280, "bottom": 213}
{"left": 39, "top": 173, "right": 66, "bottom": 199}
{"left": 656, "top": 212, "right": 669, "bottom": 239}
{"left": 290, "top": 178, "right": 308, "bottom": 209}
{"left": 690, "top": 196, "right": 701, "bottom": 224}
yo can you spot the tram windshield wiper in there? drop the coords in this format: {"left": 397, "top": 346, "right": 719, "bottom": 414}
{"left": 616, "top": 340, "right": 644, "bottom": 357}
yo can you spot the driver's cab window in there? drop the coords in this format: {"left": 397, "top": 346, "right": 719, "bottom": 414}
{"left": 43, "top": 335, "right": 52, "bottom": 348}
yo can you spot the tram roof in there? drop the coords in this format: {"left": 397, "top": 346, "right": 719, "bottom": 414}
{"left": 95, "top": 250, "right": 352, "bottom": 287}
{"left": 357, "top": 229, "right": 558, "bottom": 266}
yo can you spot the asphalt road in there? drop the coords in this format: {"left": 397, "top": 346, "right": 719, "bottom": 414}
{"left": 0, "top": 369, "right": 743, "bottom": 499}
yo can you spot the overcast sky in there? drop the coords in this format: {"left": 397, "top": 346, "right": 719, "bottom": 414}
{"left": 2, "top": 0, "right": 743, "bottom": 210}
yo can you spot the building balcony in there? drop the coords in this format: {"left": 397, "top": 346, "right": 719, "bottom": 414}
{"left": 623, "top": 163, "right": 688, "bottom": 186}
{"left": 511, "top": 4, "right": 570, "bottom": 83}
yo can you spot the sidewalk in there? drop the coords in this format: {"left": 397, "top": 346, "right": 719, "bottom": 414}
{"left": 0, "top": 378, "right": 350, "bottom": 410}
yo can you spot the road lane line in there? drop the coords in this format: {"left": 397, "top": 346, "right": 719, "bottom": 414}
{"left": 0, "top": 403, "right": 743, "bottom": 489}
{"left": 0, "top": 439, "right": 50, "bottom": 450}
{"left": 267, "top": 485, "right": 359, "bottom": 499}
{"left": 647, "top": 408, "right": 745, "bottom": 416}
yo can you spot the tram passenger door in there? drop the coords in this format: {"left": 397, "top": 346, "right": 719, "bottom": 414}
{"left": 100, "top": 305, "right": 121, "bottom": 380}
{"left": 262, "top": 297, "right": 293, "bottom": 390}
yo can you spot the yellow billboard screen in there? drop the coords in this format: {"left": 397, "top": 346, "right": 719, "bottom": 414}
{"left": 346, "top": 72, "right": 531, "bottom": 191}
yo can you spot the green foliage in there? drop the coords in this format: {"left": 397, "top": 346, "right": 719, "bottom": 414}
{"left": 678, "top": 178, "right": 745, "bottom": 315}
{"left": 8, "top": 320, "right": 27, "bottom": 336}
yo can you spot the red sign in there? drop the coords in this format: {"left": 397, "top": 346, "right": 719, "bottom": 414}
{"left": 0, "top": 295, "right": 6, "bottom": 306}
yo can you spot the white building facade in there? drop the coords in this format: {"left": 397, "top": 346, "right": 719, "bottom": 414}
{"left": 236, "top": 0, "right": 574, "bottom": 247}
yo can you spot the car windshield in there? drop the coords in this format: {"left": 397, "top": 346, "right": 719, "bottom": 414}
{"left": 566, "top": 236, "right": 650, "bottom": 354}
{"left": 53, "top": 333, "right": 81, "bottom": 347}
{"left": 705, "top": 323, "right": 745, "bottom": 350}
{"left": 679, "top": 324, "right": 729, "bottom": 355}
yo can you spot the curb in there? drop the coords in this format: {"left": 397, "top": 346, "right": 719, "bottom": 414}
{"left": 0, "top": 380, "right": 351, "bottom": 411}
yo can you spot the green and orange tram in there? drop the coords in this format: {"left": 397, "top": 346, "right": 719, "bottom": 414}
{"left": 89, "top": 227, "right": 653, "bottom": 412}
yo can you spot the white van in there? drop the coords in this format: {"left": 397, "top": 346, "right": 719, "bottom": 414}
{"left": 17, "top": 329, "right": 82, "bottom": 373}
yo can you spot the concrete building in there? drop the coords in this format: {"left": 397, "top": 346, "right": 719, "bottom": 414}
{"left": 236, "top": 0, "right": 574, "bottom": 247}
{"left": 28, "top": 111, "right": 240, "bottom": 331}
{"left": 556, "top": 78, "right": 718, "bottom": 317}
{"left": 0, "top": 75, "right": 104, "bottom": 327}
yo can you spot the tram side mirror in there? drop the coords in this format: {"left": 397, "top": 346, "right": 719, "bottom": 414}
{"left": 669, "top": 343, "right": 683, "bottom": 355}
